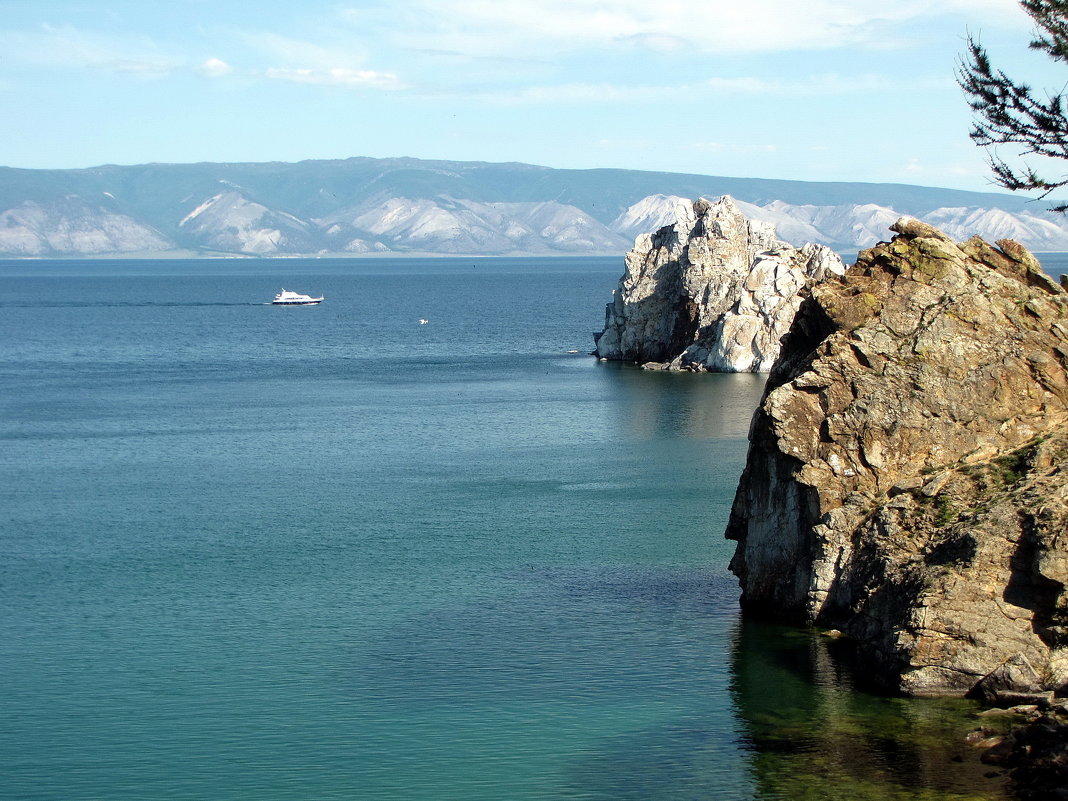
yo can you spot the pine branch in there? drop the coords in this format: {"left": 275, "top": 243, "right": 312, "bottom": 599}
{"left": 959, "top": 6, "right": 1068, "bottom": 207}
{"left": 1024, "top": 0, "right": 1068, "bottom": 62}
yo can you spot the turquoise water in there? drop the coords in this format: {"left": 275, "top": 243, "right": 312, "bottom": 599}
{"left": 0, "top": 256, "right": 1035, "bottom": 800}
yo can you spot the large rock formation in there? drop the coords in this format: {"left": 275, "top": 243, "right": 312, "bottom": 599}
{"left": 594, "top": 196, "right": 845, "bottom": 372}
{"left": 726, "top": 218, "right": 1068, "bottom": 697}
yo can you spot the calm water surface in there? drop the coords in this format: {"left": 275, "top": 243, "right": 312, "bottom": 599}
{"left": 3, "top": 254, "right": 1048, "bottom": 801}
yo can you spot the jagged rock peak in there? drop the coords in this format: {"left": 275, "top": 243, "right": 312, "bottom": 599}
{"left": 726, "top": 217, "right": 1068, "bottom": 698}
{"left": 593, "top": 196, "right": 845, "bottom": 372}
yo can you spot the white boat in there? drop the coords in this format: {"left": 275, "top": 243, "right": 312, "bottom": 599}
{"left": 272, "top": 288, "right": 323, "bottom": 306}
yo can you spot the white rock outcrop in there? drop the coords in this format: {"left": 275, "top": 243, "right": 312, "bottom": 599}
{"left": 594, "top": 196, "right": 845, "bottom": 372}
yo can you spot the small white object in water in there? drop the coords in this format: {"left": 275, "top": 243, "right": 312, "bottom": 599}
{"left": 273, "top": 288, "right": 324, "bottom": 306}
{"left": 419, "top": 318, "right": 429, "bottom": 325}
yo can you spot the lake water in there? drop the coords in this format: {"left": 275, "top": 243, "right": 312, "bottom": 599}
{"left": 4, "top": 252, "right": 1063, "bottom": 801}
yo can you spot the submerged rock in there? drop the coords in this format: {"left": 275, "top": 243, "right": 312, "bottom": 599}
{"left": 726, "top": 218, "right": 1068, "bottom": 698}
{"left": 594, "top": 196, "right": 844, "bottom": 372}
{"left": 979, "top": 705, "right": 1068, "bottom": 800}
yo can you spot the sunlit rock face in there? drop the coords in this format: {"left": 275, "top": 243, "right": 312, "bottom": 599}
{"left": 594, "top": 196, "right": 845, "bottom": 372}
{"left": 726, "top": 218, "right": 1068, "bottom": 698}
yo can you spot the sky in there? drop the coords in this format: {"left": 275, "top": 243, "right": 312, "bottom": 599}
{"left": 1, "top": 0, "right": 1064, "bottom": 192}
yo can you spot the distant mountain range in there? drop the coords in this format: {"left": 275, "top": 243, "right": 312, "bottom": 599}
{"left": 1, "top": 156, "right": 1066, "bottom": 258}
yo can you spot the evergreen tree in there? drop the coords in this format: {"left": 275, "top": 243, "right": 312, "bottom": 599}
{"left": 960, "top": 1, "right": 1068, "bottom": 210}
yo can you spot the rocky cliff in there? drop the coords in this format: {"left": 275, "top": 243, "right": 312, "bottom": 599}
{"left": 726, "top": 218, "right": 1068, "bottom": 698}
{"left": 594, "top": 196, "right": 845, "bottom": 372}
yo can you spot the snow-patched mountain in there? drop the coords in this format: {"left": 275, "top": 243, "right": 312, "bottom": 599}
{"left": 473, "top": 199, "right": 627, "bottom": 252}
{"left": 321, "top": 197, "right": 504, "bottom": 253}
{"left": 320, "top": 196, "right": 627, "bottom": 254}
{"left": 731, "top": 199, "right": 825, "bottom": 245}
{"left": 922, "top": 207, "right": 1068, "bottom": 251}
{"left": 178, "top": 190, "right": 317, "bottom": 254}
{"left": 5, "top": 157, "right": 1068, "bottom": 257}
{"left": 755, "top": 201, "right": 901, "bottom": 247}
{"left": 612, "top": 195, "right": 1068, "bottom": 252}
{"left": 609, "top": 194, "right": 691, "bottom": 240}
{"left": 611, "top": 195, "right": 903, "bottom": 249}
{"left": 0, "top": 196, "right": 172, "bottom": 256}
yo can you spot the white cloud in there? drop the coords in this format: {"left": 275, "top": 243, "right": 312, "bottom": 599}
{"left": 239, "top": 31, "right": 371, "bottom": 70}
{"left": 0, "top": 23, "right": 402, "bottom": 90}
{"left": 437, "top": 71, "right": 939, "bottom": 105}
{"left": 704, "top": 73, "right": 951, "bottom": 96}
{"left": 613, "top": 32, "right": 689, "bottom": 52}
{"left": 234, "top": 30, "right": 402, "bottom": 89}
{"left": 200, "top": 58, "right": 233, "bottom": 77}
{"left": 890, "top": 155, "right": 995, "bottom": 187}
{"left": 0, "top": 24, "right": 169, "bottom": 69}
{"left": 90, "top": 59, "right": 173, "bottom": 78}
{"left": 691, "top": 141, "right": 779, "bottom": 154}
{"left": 469, "top": 82, "right": 681, "bottom": 104}
{"left": 263, "top": 67, "right": 403, "bottom": 89}
{"left": 342, "top": 0, "right": 1030, "bottom": 58}
{"left": 596, "top": 137, "right": 657, "bottom": 150}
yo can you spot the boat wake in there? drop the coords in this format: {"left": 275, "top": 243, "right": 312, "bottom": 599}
{"left": 1, "top": 301, "right": 268, "bottom": 308}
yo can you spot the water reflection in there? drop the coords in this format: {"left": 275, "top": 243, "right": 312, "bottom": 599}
{"left": 730, "top": 621, "right": 1012, "bottom": 801}
{"left": 596, "top": 363, "right": 767, "bottom": 441}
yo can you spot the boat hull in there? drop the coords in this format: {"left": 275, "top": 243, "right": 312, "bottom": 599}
{"left": 272, "top": 299, "right": 323, "bottom": 305}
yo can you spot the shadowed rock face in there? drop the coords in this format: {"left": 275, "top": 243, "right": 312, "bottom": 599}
{"left": 726, "top": 218, "right": 1068, "bottom": 697}
{"left": 594, "top": 196, "right": 844, "bottom": 372}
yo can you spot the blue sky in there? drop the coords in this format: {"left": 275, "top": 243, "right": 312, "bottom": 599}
{"left": 1, "top": 0, "right": 1062, "bottom": 191}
